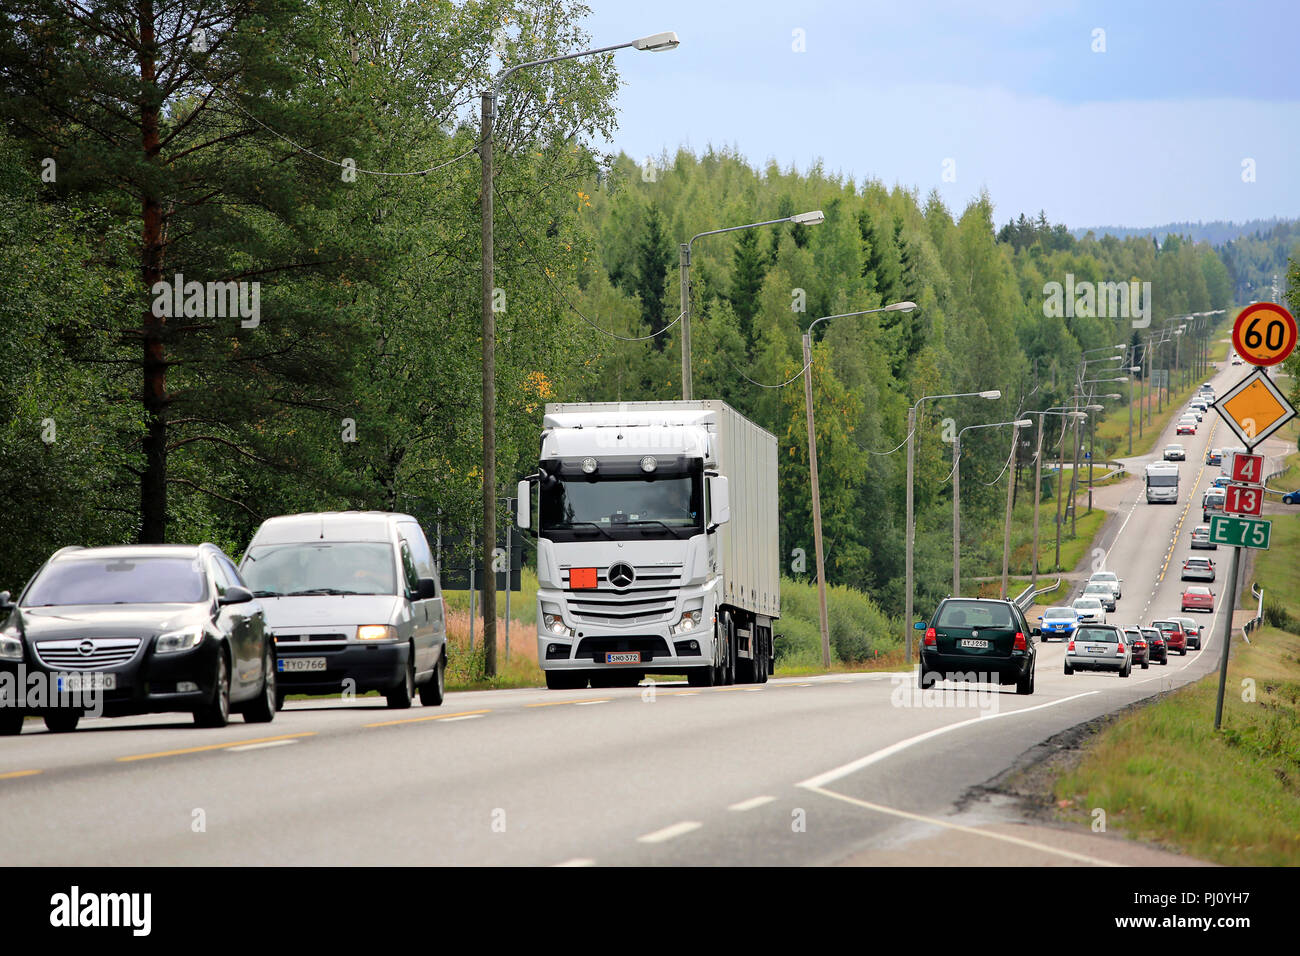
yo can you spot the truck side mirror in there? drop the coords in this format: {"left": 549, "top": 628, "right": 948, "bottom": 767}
{"left": 708, "top": 475, "right": 730, "bottom": 528}
{"left": 516, "top": 479, "right": 531, "bottom": 530}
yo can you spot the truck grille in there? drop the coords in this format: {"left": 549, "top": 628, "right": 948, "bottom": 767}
{"left": 34, "top": 638, "right": 142, "bottom": 670}
{"left": 575, "top": 636, "right": 671, "bottom": 662}
{"left": 564, "top": 563, "right": 682, "bottom": 626}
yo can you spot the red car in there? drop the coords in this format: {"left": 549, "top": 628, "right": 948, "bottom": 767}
{"left": 1152, "top": 619, "right": 1187, "bottom": 655}
{"left": 1176, "top": 422, "right": 1196, "bottom": 435}
{"left": 1182, "top": 586, "right": 1215, "bottom": 612}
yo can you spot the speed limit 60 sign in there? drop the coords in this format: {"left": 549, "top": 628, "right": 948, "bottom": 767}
{"left": 1233, "top": 302, "right": 1297, "bottom": 367}
{"left": 1224, "top": 482, "right": 1264, "bottom": 516}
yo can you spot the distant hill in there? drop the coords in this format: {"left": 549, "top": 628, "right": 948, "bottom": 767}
{"left": 1071, "top": 218, "right": 1295, "bottom": 246}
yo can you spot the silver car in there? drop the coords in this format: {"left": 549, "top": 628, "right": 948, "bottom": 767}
{"left": 239, "top": 511, "right": 447, "bottom": 709}
{"left": 1088, "top": 570, "right": 1123, "bottom": 601}
{"left": 1064, "top": 624, "right": 1131, "bottom": 677}
{"left": 1072, "top": 596, "right": 1107, "bottom": 624}
{"left": 1082, "top": 581, "right": 1118, "bottom": 612}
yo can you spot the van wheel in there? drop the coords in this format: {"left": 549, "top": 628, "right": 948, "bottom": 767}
{"left": 195, "top": 652, "right": 231, "bottom": 727}
{"left": 386, "top": 653, "right": 415, "bottom": 708}
{"left": 419, "top": 654, "right": 445, "bottom": 706}
{"left": 44, "top": 711, "right": 81, "bottom": 733}
{"left": 244, "top": 649, "right": 277, "bottom": 723}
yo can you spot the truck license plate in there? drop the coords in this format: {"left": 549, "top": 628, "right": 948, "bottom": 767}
{"left": 605, "top": 652, "right": 641, "bottom": 664}
{"left": 278, "top": 657, "right": 326, "bottom": 673}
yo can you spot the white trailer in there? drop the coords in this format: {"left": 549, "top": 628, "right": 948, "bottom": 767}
{"left": 515, "top": 400, "right": 779, "bottom": 689}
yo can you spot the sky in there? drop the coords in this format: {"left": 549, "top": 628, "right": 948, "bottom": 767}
{"left": 580, "top": 0, "right": 1300, "bottom": 229}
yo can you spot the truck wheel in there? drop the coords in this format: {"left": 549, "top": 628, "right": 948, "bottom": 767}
{"left": 723, "top": 617, "right": 738, "bottom": 685}
{"left": 757, "top": 630, "right": 770, "bottom": 684}
{"left": 545, "top": 671, "right": 587, "bottom": 690}
{"left": 736, "top": 626, "right": 757, "bottom": 684}
{"left": 687, "top": 665, "right": 716, "bottom": 688}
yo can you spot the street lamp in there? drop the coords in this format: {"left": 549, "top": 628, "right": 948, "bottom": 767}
{"left": 904, "top": 388, "right": 1001, "bottom": 660}
{"left": 1022, "top": 408, "right": 1089, "bottom": 592}
{"left": 478, "top": 31, "right": 678, "bottom": 676}
{"left": 801, "top": 302, "right": 915, "bottom": 668}
{"left": 1054, "top": 402, "right": 1104, "bottom": 571}
{"left": 952, "top": 418, "right": 1032, "bottom": 597}
{"left": 680, "top": 210, "right": 825, "bottom": 399}
{"left": 1084, "top": 389, "right": 1124, "bottom": 513}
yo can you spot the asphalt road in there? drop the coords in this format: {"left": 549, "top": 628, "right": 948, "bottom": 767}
{"left": 0, "top": 362, "right": 1254, "bottom": 866}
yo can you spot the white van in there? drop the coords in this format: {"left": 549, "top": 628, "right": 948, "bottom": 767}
{"left": 239, "top": 512, "right": 447, "bottom": 709}
{"left": 1145, "top": 461, "right": 1179, "bottom": 503}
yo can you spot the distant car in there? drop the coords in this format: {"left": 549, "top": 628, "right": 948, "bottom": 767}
{"left": 1190, "top": 524, "right": 1216, "bottom": 549}
{"left": 1203, "top": 488, "right": 1226, "bottom": 522}
{"left": 1205, "top": 448, "right": 1222, "bottom": 466}
{"left": 1232, "top": 353, "right": 1243, "bottom": 364}
{"left": 1088, "top": 570, "right": 1123, "bottom": 601}
{"left": 1176, "top": 419, "right": 1197, "bottom": 435}
{"left": 1182, "top": 586, "right": 1215, "bottom": 613}
{"left": 1172, "top": 615, "right": 1202, "bottom": 651}
{"left": 1064, "top": 624, "right": 1132, "bottom": 677}
{"left": 1072, "top": 596, "right": 1107, "bottom": 624}
{"left": 1186, "top": 407, "right": 1204, "bottom": 422}
{"left": 918, "top": 598, "right": 1038, "bottom": 694}
{"left": 1164, "top": 444, "right": 1186, "bottom": 461}
{"left": 1181, "top": 556, "right": 1216, "bottom": 582}
{"left": 1082, "top": 581, "right": 1118, "bottom": 612}
{"left": 1123, "top": 626, "right": 1150, "bottom": 669}
{"left": 1152, "top": 619, "right": 1188, "bottom": 655}
{"left": 1141, "top": 626, "right": 1169, "bottom": 665}
{"left": 1283, "top": 490, "right": 1300, "bottom": 505}
{"left": 1038, "top": 606, "right": 1080, "bottom": 642}
{"left": 0, "top": 544, "right": 276, "bottom": 735}
{"left": 1211, "top": 475, "right": 1232, "bottom": 489}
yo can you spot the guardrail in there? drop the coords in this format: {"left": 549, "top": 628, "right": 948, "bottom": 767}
{"left": 1246, "top": 582, "right": 1265, "bottom": 633}
{"left": 1013, "top": 577, "right": 1062, "bottom": 612}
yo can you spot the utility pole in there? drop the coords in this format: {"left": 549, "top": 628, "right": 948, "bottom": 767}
{"left": 680, "top": 244, "right": 692, "bottom": 400}
{"left": 479, "top": 89, "right": 498, "bottom": 677}
{"left": 952, "top": 431, "right": 961, "bottom": 597}
{"left": 1031, "top": 415, "right": 1046, "bottom": 591}
{"left": 1000, "top": 422, "right": 1022, "bottom": 599}
{"left": 1069, "top": 385, "right": 1083, "bottom": 537}
{"left": 802, "top": 331, "right": 831, "bottom": 668}
{"left": 905, "top": 401, "right": 916, "bottom": 660}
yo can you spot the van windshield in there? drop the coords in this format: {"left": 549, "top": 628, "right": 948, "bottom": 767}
{"left": 241, "top": 542, "right": 397, "bottom": 596}
{"left": 1147, "top": 474, "right": 1178, "bottom": 487}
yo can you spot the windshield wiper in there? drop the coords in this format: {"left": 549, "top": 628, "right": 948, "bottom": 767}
{"left": 251, "top": 589, "right": 282, "bottom": 598}
{"left": 554, "top": 521, "right": 613, "bottom": 539}
{"left": 284, "top": 588, "right": 364, "bottom": 596}
{"left": 620, "top": 519, "right": 687, "bottom": 536}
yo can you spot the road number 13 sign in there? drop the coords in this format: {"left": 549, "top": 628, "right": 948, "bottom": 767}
{"left": 1224, "top": 483, "right": 1264, "bottom": 517}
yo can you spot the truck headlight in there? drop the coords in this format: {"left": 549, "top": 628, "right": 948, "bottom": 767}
{"left": 671, "top": 610, "right": 703, "bottom": 635}
{"left": 0, "top": 631, "right": 22, "bottom": 661}
{"left": 357, "top": 624, "right": 398, "bottom": 641}
{"left": 542, "top": 613, "right": 572, "bottom": 638}
{"left": 156, "top": 626, "right": 205, "bottom": 654}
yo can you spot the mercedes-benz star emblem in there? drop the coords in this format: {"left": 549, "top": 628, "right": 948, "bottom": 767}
{"left": 78, "top": 640, "right": 95, "bottom": 656}
{"left": 607, "top": 563, "right": 635, "bottom": 589}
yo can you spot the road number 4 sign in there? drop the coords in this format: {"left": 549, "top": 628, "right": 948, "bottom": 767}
{"left": 1230, "top": 452, "right": 1264, "bottom": 484}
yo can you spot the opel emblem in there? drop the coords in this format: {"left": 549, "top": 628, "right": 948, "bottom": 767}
{"left": 78, "top": 640, "right": 95, "bottom": 656}
{"left": 607, "top": 563, "right": 635, "bottom": 589}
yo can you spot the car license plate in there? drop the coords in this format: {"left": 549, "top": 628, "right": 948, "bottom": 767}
{"left": 959, "top": 639, "right": 989, "bottom": 649}
{"left": 278, "top": 657, "right": 326, "bottom": 673}
{"left": 57, "top": 673, "right": 116, "bottom": 692}
{"left": 605, "top": 651, "right": 641, "bottom": 664}
{"left": 1087, "top": 645, "right": 1106, "bottom": 655}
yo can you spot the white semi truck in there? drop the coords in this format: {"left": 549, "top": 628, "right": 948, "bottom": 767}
{"left": 515, "top": 400, "right": 780, "bottom": 690}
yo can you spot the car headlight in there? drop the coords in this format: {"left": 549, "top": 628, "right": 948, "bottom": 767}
{"left": 356, "top": 624, "right": 398, "bottom": 641}
{"left": 156, "top": 626, "right": 205, "bottom": 654}
{"left": 0, "top": 631, "right": 22, "bottom": 661}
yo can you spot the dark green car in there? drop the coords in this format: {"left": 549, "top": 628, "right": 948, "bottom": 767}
{"left": 916, "top": 598, "right": 1038, "bottom": 694}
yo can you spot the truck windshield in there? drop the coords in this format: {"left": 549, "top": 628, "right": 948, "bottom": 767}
{"left": 540, "top": 474, "right": 703, "bottom": 540}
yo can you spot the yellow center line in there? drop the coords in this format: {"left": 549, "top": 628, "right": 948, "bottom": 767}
{"left": 525, "top": 698, "right": 611, "bottom": 708}
{"left": 0, "top": 769, "right": 42, "bottom": 780}
{"left": 365, "top": 708, "right": 491, "bottom": 728}
{"left": 118, "top": 732, "right": 316, "bottom": 763}
{"left": 1158, "top": 422, "right": 1215, "bottom": 583}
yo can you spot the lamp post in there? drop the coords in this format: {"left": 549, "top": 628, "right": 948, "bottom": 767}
{"left": 904, "top": 388, "right": 1001, "bottom": 660}
{"left": 1022, "top": 407, "right": 1088, "bottom": 592}
{"left": 479, "top": 30, "right": 678, "bottom": 676}
{"left": 801, "top": 302, "right": 916, "bottom": 668}
{"left": 952, "top": 419, "right": 1032, "bottom": 597}
{"left": 681, "top": 209, "right": 824, "bottom": 400}
{"left": 1084, "top": 388, "right": 1124, "bottom": 512}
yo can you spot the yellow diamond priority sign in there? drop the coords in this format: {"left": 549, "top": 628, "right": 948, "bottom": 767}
{"left": 1213, "top": 368, "right": 1296, "bottom": 445}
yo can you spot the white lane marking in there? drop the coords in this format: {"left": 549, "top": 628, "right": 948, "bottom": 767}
{"left": 437, "top": 714, "right": 485, "bottom": 722}
{"left": 574, "top": 700, "right": 609, "bottom": 707}
{"left": 637, "top": 821, "right": 702, "bottom": 844}
{"left": 728, "top": 795, "right": 776, "bottom": 812}
{"left": 226, "top": 739, "right": 299, "bottom": 753}
{"left": 804, "top": 785, "right": 1120, "bottom": 866}
{"left": 553, "top": 858, "right": 596, "bottom": 867}
{"left": 796, "top": 691, "right": 1099, "bottom": 790}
